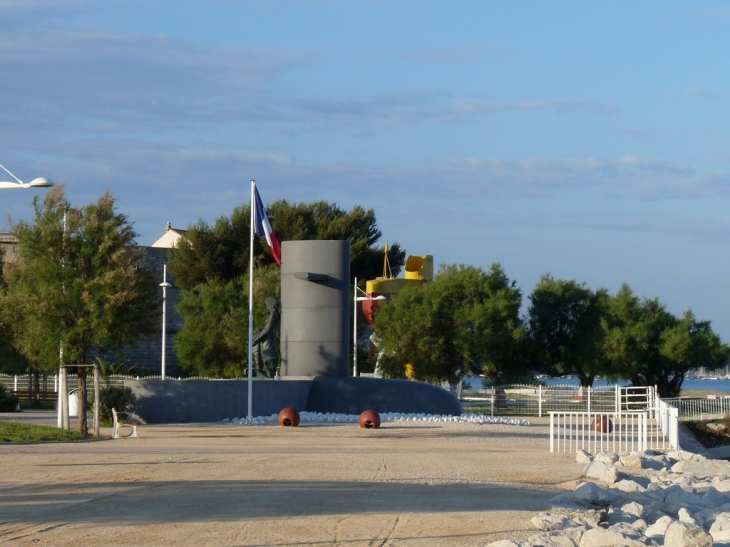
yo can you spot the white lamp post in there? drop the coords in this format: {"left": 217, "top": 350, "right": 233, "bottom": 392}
{"left": 160, "top": 264, "right": 172, "bottom": 380}
{"left": 0, "top": 163, "right": 54, "bottom": 189}
{"left": 353, "top": 277, "right": 386, "bottom": 377}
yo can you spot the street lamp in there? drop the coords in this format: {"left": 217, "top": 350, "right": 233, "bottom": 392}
{"left": 160, "top": 264, "right": 172, "bottom": 380}
{"left": 0, "top": 163, "right": 54, "bottom": 189}
{"left": 353, "top": 277, "right": 386, "bottom": 377}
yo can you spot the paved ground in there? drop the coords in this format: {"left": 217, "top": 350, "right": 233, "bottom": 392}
{"left": 0, "top": 412, "right": 584, "bottom": 547}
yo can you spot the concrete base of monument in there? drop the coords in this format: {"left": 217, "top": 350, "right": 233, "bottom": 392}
{"left": 127, "top": 376, "right": 462, "bottom": 424}
{"left": 305, "top": 376, "right": 461, "bottom": 415}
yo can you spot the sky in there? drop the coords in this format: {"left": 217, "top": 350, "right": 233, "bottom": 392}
{"left": 2, "top": 1, "right": 730, "bottom": 340}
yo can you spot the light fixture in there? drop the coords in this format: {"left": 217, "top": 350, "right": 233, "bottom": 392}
{"left": 0, "top": 163, "right": 55, "bottom": 189}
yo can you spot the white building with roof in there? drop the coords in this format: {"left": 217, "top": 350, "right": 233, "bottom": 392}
{"left": 151, "top": 222, "right": 188, "bottom": 249}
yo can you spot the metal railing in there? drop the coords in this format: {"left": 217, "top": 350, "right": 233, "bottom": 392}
{"left": 549, "top": 409, "right": 675, "bottom": 453}
{"left": 0, "top": 373, "right": 131, "bottom": 395}
{"left": 462, "top": 383, "right": 655, "bottom": 418}
{"left": 546, "top": 386, "right": 678, "bottom": 453}
{"left": 662, "top": 395, "right": 730, "bottom": 422}
{"left": 655, "top": 398, "right": 680, "bottom": 449}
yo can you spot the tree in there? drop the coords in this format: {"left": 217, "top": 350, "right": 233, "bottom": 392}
{"left": 527, "top": 275, "right": 608, "bottom": 387}
{"left": 371, "top": 279, "right": 456, "bottom": 382}
{"left": 373, "top": 263, "right": 526, "bottom": 386}
{"left": 1, "top": 255, "right": 39, "bottom": 394}
{"left": 169, "top": 200, "right": 406, "bottom": 291}
{"left": 0, "top": 187, "right": 159, "bottom": 433}
{"left": 0, "top": 253, "right": 29, "bottom": 375}
{"left": 174, "top": 277, "right": 249, "bottom": 378}
{"left": 601, "top": 285, "right": 670, "bottom": 389}
{"left": 168, "top": 199, "right": 405, "bottom": 377}
{"left": 660, "top": 312, "right": 730, "bottom": 396}
{"left": 456, "top": 264, "right": 527, "bottom": 387}
{"left": 601, "top": 285, "right": 730, "bottom": 397}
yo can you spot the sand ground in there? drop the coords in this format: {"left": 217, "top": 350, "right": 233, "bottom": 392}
{"left": 0, "top": 414, "right": 584, "bottom": 547}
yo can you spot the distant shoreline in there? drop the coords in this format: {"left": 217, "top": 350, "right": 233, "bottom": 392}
{"left": 680, "top": 389, "right": 730, "bottom": 398}
{"left": 463, "top": 377, "right": 730, "bottom": 395}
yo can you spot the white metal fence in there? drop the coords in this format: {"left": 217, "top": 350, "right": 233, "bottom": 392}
{"left": 654, "top": 398, "right": 680, "bottom": 449}
{"left": 0, "top": 373, "right": 128, "bottom": 393}
{"left": 0, "top": 373, "right": 219, "bottom": 394}
{"left": 462, "top": 383, "right": 655, "bottom": 417}
{"left": 548, "top": 386, "right": 679, "bottom": 453}
{"left": 549, "top": 411, "right": 654, "bottom": 453}
{"left": 662, "top": 395, "right": 730, "bottom": 422}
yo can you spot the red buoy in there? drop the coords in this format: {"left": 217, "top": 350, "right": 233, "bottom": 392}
{"left": 278, "top": 407, "right": 300, "bottom": 427}
{"left": 591, "top": 415, "right": 613, "bottom": 433}
{"left": 359, "top": 409, "right": 381, "bottom": 429}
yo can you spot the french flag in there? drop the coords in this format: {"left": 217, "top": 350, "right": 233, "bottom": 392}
{"left": 253, "top": 186, "right": 282, "bottom": 266}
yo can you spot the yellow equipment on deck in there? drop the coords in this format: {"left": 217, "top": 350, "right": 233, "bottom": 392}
{"left": 362, "top": 247, "right": 433, "bottom": 326}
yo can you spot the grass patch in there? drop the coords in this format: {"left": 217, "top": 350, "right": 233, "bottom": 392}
{"left": 0, "top": 420, "right": 97, "bottom": 443}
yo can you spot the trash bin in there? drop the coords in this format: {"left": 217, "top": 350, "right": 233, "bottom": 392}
{"left": 68, "top": 389, "right": 79, "bottom": 418}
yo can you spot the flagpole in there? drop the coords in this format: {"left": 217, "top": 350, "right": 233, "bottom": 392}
{"left": 247, "top": 180, "right": 255, "bottom": 420}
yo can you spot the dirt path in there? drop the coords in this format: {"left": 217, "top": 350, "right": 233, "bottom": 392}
{"left": 0, "top": 418, "right": 583, "bottom": 546}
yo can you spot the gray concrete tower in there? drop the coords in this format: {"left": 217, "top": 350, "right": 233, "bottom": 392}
{"left": 280, "top": 240, "right": 350, "bottom": 377}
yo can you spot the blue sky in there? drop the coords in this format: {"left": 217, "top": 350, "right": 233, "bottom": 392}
{"left": 2, "top": 1, "right": 730, "bottom": 340}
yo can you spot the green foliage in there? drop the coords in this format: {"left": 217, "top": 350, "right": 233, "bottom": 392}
{"left": 0, "top": 271, "right": 28, "bottom": 374}
{"left": 98, "top": 385, "right": 138, "bottom": 425}
{"left": 525, "top": 280, "right": 730, "bottom": 398}
{"left": 0, "top": 187, "right": 160, "bottom": 432}
{"left": 373, "top": 263, "right": 526, "bottom": 384}
{"left": 0, "top": 325, "right": 29, "bottom": 375}
{"left": 0, "top": 420, "right": 92, "bottom": 442}
{"left": 0, "top": 187, "right": 160, "bottom": 369}
{"left": 268, "top": 200, "right": 405, "bottom": 282}
{"left": 168, "top": 198, "right": 404, "bottom": 377}
{"left": 452, "top": 264, "right": 527, "bottom": 385}
{"left": 172, "top": 263, "right": 283, "bottom": 378}
{"left": 0, "top": 384, "right": 19, "bottom": 412}
{"left": 168, "top": 200, "right": 405, "bottom": 291}
{"left": 95, "top": 356, "right": 135, "bottom": 379}
{"left": 175, "top": 277, "right": 249, "bottom": 377}
{"left": 600, "top": 286, "right": 730, "bottom": 397}
{"left": 527, "top": 275, "right": 608, "bottom": 387}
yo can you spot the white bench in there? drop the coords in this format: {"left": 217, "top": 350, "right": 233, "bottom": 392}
{"left": 112, "top": 408, "right": 143, "bottom": 439}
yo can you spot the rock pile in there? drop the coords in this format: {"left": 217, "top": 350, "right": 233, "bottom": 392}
{"left": 488, "top": 448, "right": 730, "bottom": 546}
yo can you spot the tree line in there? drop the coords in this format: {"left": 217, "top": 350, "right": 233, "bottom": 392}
{"left": 372, "top": 266, "right": 729, "bottom": 397}
{"left": 1, "top": 188, "right": 727, "bottom": 436}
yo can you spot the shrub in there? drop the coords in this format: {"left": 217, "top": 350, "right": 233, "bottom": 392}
{"left": 0, "top": 384, "right": 19, "bottom": 412}
{"left": 98, "top": 386, "right": 138, "bottom": 425}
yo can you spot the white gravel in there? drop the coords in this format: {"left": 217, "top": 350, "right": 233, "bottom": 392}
{"left": 221, "top": 411, "right": 531, "bottom": 426}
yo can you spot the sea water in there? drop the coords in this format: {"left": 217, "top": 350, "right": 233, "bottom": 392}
{"left": 462, "top": 377, "right": 730, "bottom": 393}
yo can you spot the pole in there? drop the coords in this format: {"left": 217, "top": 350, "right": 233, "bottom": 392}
{"left": 61, "top": 366, "right": 69, "bottom": 430}
{"left": 93, "top": 364, "right": 100, "bottom": 436}
{"left": 160, "top": 264, "right": 170, "bottom": 380}
{"left": 58, "top": 211, "right": 67, "bottom": 429}
{"left": 353, "top": 277, "right": 358, "bottom": 377}
{"left": 57, "top": 368, "right": 63, "bottom": 427}
{"left": 247, "top": 180, "right": 255, "bottom": 420}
